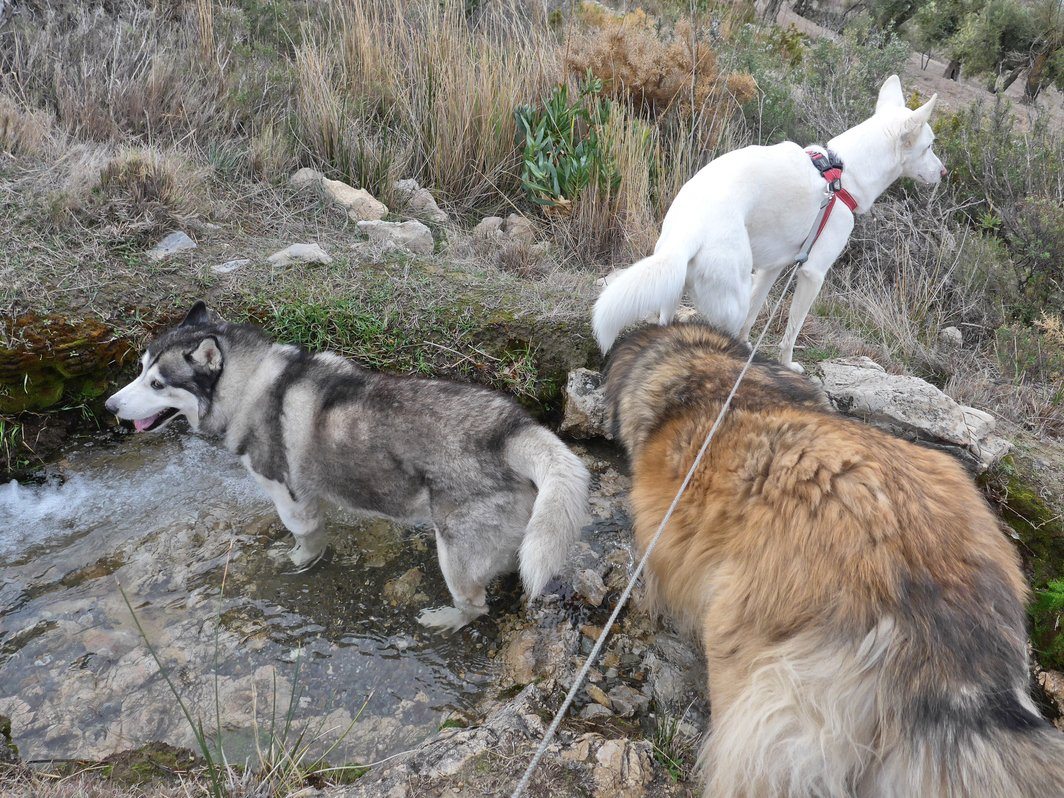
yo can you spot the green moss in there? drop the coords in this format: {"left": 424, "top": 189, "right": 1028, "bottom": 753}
{"left": 100, "top": 742, "right": 197, "bottom": 785}
{"left": 982, "top": 456, "right": 1064, "bottom": 668}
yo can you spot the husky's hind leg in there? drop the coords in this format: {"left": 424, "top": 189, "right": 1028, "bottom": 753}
{"left": 418, "top": 527, "right": 491, "bottom": 632}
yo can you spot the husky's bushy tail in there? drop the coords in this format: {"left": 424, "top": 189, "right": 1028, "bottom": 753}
{"left": 700, "top": 620, "right": 1064, "bottom": 798}
{"left": 592, "top": 250, "right": 688, "bottom": 353}
{"left": 504, "top": 426, "right": 589, "bottom": 596}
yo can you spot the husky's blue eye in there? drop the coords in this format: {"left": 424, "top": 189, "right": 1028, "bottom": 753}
{"left": 151, "top": 379, "right": 165, "bottom": 390}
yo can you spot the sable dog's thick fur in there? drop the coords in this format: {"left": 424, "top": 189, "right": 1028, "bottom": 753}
{"left": 606, "top": 323, "right": 1064, "bottom": 798}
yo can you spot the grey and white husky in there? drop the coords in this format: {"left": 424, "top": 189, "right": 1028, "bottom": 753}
{"left": 105, "top": 302, "right": 590, "bottom": 631}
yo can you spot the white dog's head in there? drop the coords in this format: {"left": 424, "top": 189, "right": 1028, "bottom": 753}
{"left": 105, "top": 301, "right": 224, "bottom": 432}
{"left": 875, "top": 75, "right": 946, "bottom": 185}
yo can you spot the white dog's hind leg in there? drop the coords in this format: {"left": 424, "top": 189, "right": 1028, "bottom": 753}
{"left": 741, "top": 268, "right": 781, "bottom": 343}
{"left": 688, "top": 242, "right": 752, "bottom": 336}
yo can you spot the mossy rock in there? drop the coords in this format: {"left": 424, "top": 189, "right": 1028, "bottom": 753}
{"left": 0, "top": 714, "right": 18, "bottom": 765}
{"left": 100, "top": 742, "right": 197, "bottom": 785}
{"left": 0, "top": 314, "right": 134, "bottom": 413}
{"left": 982, "top": 455, "right": 1064, "bottom": 669}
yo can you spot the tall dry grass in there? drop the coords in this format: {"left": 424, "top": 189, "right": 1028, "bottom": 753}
{"left": 291, "top": 0, "right": 560, "bottom": 211}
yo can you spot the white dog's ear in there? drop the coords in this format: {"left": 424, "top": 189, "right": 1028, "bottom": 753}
{"left": 876, "top": 75, "right": 905, "bottom": 113}
{"left": 901, "top": 94, "right": 938, "bottom": 142}
{"left": 187, "top": 337, "right": 222, "bottom": 371}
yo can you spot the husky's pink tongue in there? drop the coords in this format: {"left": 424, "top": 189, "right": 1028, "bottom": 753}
{"left": 133, "top": 413, "right": 161, "bottom": 432}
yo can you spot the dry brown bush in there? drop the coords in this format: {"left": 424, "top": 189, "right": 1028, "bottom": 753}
{"left": 0, "top": 94, "right": 53, "bottom": 158}
{"left": 565, "top": 10, "right": 756, "bottom": 123}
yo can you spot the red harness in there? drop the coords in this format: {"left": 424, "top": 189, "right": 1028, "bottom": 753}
{"left": 794, "top": 149, "right": 858, "bottom": 264}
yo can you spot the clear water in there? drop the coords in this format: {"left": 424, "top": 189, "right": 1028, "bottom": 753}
{"left": 0, "top": 430, "right": 507, "bottom": 765}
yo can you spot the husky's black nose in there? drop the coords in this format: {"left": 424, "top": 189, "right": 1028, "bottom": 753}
{"left": 105, "top": 397, "right": 119, "bottom": 414}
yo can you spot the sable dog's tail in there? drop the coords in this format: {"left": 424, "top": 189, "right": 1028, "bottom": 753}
{"left": 592, "top": 249, "right": 688, "bottom": 353}
{"left": 504, "top": 426, "right": 589, "bottom": 597}
{"left": 700, "top": 618, "right": 1064, "bottom": 798}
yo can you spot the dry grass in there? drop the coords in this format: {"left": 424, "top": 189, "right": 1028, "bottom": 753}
{"left": 0, "top": 93, "right": 53, "bottom": 157}
{"left": 290, "top": 0, "right": 559, "bottom": 210}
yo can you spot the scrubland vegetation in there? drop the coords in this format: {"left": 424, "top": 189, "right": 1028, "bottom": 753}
{"left": 1, "top": 0, "right": 1062, "bottom": 792}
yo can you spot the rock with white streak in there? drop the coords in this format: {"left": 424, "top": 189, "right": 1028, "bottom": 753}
{"left": 321, "top": 178, "right": 388, "bottom": 221}
{"left": 146, "top": 231, "right": 196, "bottom": 261}
{"left": 266, "top": 243, "right": 332, "bottom": 267}
{"left": 392, "top": 178, "right": 448, "bottom": 222}
{"left": 816, "top": 356, "right": 1011, "bottom": 470}
{"left": 356, "top": 219, "right": 434, "bottom": 256}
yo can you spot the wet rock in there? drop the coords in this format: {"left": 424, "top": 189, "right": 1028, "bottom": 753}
{"left": 939, "top": 326, "right": 963, "bottom": 348}
{"left": 290, "top": 167, "right": 324, "bottom": 191}
{"left": 592, "top": 738, "right": 654, "bottom": 798}
{"left": 322, "top": 178, "right": 388, "bottom": 221}
{"left": 573, "top": 568, "right": 607, "bottom": 607}
{"left": 146, "top": 230, "right": 196, "bottom": 261}
{"left": 0, "top": 714, "right": 18, "bottom": 765}
{"left": 357, "top": 220, "right": 434, "bottom": 256}
{"left": 393, "top": 178, "right": 448, "bottom": 223}
{"left": 561, "top": 368, "right": 611, "bottom": 440}
{"left": 383, "top": 568, "right": 426, "bottom": 606}
{"left": 267, "top": 243, "right": 332, "bottom": 267}
{"left": 212, "top": 258, "right": 249, "bottom": 274}
{"left": 815, "top": 357, "right": 1011, "bottom": 470}
{"left": 607, "top": 684, "right": 649, "bottom": 718}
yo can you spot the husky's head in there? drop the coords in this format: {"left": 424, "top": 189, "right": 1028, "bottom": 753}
{"left": 105, "top": 301, "right": 225, "bottom": 432}
{"left": 875, "top": 75, "right": 945, "bottom": 185}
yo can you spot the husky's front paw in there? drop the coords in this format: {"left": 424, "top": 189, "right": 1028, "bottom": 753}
{"left": 286, "top": 535, "right": 327, "bottom": 571}
{"left": 783, "top": 360, "right": 805, "bottom": 374}
{"left": 417, "top": 606, "right": 473, "bottom": 633}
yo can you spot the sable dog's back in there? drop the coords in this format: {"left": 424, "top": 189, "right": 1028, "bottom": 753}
{"left": 606, "top": 323, "right": 1064, "bottom": 797}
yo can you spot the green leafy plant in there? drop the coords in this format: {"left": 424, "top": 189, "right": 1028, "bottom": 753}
{"left": 514, "top": 74, "right": 620, "bottom": 212}
{"left": 1032, "top": 579, "right": 1064, "bottom": 669}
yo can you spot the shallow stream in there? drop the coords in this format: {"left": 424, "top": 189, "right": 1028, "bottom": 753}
{"left": 0, "top": 429, "right": 511, "bottom": 765}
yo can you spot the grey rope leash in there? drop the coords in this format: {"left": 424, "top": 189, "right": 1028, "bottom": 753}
{"left": 510, "top": 261, "right": 804, "bottom": 797}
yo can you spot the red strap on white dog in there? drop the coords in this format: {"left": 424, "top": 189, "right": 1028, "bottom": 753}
{"left": 796, "top": 149, "right": 858, "bottom": 264}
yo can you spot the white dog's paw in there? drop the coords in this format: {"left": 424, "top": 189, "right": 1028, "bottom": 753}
{"left": 783, "top": 360, "right": 805, "bottom": 374}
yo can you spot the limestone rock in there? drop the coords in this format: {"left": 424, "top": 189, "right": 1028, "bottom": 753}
{"left": 212, "top": 258, "right": 249, "bottom": 274}
{"left": 607, "top": 684, "right": 650, "bottom": 718}
{"left": 392, "top": 178, "right": 448, "bottom": 223}
{"left": 573, "top": 567, "right": 607, "bottom": 607}
{"left": 146, "top": 231, "right": 196, "bottom": 261}
{"left": 383, "top": 568, "right": 426, "bottom": 606}
{"left": 939, "top": 326, "right": 963, "bottom": 348}
{"left": 1038, "top": 669, "right": 1064, "bottom": 732}
{"left": 561, "top": 368, "right": 611, "bottom": 440}
{"left": 357, "top": 219, "right": 434, "bottom": 256}
{"left": 266, "top": 243, "right": 332, "bottom": 267}
{"left": 289, "top": 167, "right": 324, "bottom": 191}
{"left": 816, "top": 356, "right": 1011, "bottom": 470}
{"left": 504, "top": 213, "right": 535, "bottom": 246}
{"left": 321, "top": 178, "right": 388, "bottom": 221}
{"left": 592, "top": 738, "right": 654, "bottom": 798}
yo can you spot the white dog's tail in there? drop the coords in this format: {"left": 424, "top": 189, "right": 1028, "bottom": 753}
{"left": 592, "top": 250, "right": 689, "bottom": 352}
{"left": 504, "top": 426, "right": 590, "bottom": 597}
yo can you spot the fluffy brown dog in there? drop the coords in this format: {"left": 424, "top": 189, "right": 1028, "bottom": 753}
{"left": 605, "top": 323, "right": 1064, "bottom": 798}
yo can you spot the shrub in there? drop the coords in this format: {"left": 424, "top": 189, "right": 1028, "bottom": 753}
{"left": 514, "top": 76, "right": 619, "bottom": 212}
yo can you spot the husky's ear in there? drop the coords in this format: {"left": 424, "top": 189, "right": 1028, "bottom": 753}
{"left": 901, "top": 94, "right": 938, "bottom": 142}
{"left": 180, "top": 301, "right": 213, "bottom": 328}
{"left": 187, "top": 337, "right": 223, "bottom": 372}
{"left": 876, "top": 75, "right": 905, "bottom": 114}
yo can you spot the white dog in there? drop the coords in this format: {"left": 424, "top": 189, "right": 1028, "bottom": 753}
{"left": 592, "top": 75, "right": 945, "bottom": 372}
